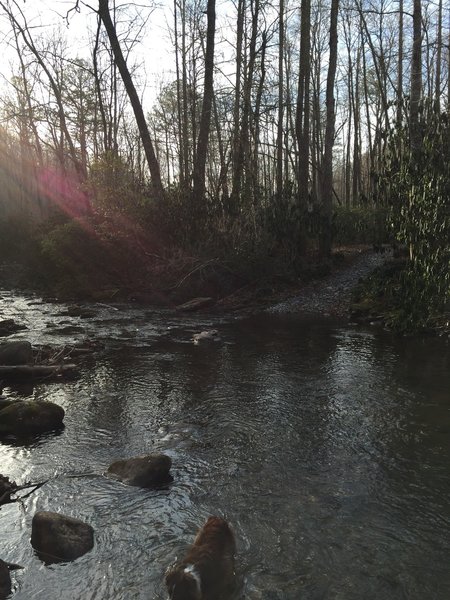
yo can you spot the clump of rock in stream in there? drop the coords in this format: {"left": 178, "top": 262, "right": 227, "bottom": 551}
{"left": 0, "top": 341, "right": 32, "bottom": 364}
{"left": 31, "top": 511, "right": 94, "bottom": 564}
{"left": 0, "top": 560, "right": 22, "bottom": 600}
{"left": 0, "top": 560, "right": 12, "bottom": 600}
{"left": 0, "top": 400, "right": 64, "bottom": 436}
{"left": 0, "top": 339, "right": 79, "bottom": 384}
{"left": 0, "top": 474, "right": 17, "bottom": 506}
{"left": 106, "top": 453, "right": 173, "bottom": 488}
{"left": 0, "top": 319, "right": 27, "bottom": 337}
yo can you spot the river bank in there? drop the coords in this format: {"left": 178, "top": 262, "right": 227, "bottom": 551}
{"left": 1, "top": 244, "right": 448, "bottom": 337}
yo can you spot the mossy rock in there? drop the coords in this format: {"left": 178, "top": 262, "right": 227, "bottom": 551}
{"left": 0, "top": 401, "right": 64, "bottom": 435}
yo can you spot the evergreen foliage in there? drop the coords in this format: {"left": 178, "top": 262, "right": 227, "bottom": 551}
{"left": 379, "top": 101, "right": 450, "bottom": 329}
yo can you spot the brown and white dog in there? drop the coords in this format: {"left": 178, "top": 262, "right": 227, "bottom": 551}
{"left": 165, "top": 516, "right": 236, "bottom": 600}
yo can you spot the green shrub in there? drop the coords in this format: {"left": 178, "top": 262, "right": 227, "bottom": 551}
{"left": 0, "top": 215, "right": 37, "bottom": 262}
{"left": 379, "top": 101, "right": 450, "bottom": 328}
{"left": 332, "top": 207, "right": 390, "bottom": 245}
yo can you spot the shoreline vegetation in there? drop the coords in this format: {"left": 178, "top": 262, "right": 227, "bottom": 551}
{"left": 1, "top": 100, "right": 448, "bottom": 335}
{"left": 0, "top": 230, "right": 448, "bottom": 338}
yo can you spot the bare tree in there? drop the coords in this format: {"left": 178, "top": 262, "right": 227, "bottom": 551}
{"left": 435, "top": 0, "right": 443, "bottom": 111}
{"left": 410, "top": 0, "right": 422, "bottom": 156}
{"left": 296, "top": 0, "right": 311, "bottom": 213}
{"left": 276, "top": 0, "right": 285, "bottom": 199}
{"left": 1, "top": 0, "right": 84, "bottom": 176}
{"left": 192, "top": 0, "right": 216, "bottom": 204}
{"left": 98, "top": 0, "right": 164, "bottom": 201}
{"left": 320, "top": 0, "right": 339, "bottom": 258}
{"left": 397, "top": 0, "right": 404, "bottom": 123}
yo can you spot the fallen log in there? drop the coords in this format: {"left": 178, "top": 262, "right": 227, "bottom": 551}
{"left": 0, "top": 364, "right": 78, "bottom": 381}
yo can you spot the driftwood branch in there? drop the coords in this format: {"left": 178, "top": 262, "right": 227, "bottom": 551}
{"left": 0, "top": 480, "right": 49, "bottom": 507}
{"left": 0, "top": 364, "right": 78, "bottom": 381}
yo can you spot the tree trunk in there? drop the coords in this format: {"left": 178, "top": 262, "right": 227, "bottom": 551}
{"left": 435, "top": 0, "right": 442, "bottom": 111}
{"left": 230, "top": 0, "right": 245, "bottom": 211}
{"left": 396, "top": 0, "right": 404, "bottom": 123}
{"left": 296, "top": 0, "right": 311, "bottom": 211}
{"left": 192, "top": 0, "right": 216, "bottom": 205}
{"left": 410, "top": 0, "right": 422, "bottom": 156}
{"left": 174, "top": 0, "right": 185, "bottom": 184}
{"left": 93, "top": 15, "right": 109, "bottom": 155}
{"left": 181, "top": 0, "right": 190, "bottom": 187}
{"left": 252, "top": 30, "right": 268, "bottom": 204}
{"left": 98, "top": 0, "right": 164, "bottom": 201}
{"left": 319, "top": 0, "right": 339, "bottom": 259}
{"left": 276, "top": 0, "right": 285, "bottom": 198}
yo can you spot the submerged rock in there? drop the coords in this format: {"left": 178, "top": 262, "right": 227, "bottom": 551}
{"left": 0, "top": 341, "right": 33, "bottom": 365}
{"left": 31, "top": 511, "right": 94, "bottom": 564}
{"left": 176, "top": 297, "right": 214, "bottom": 312}
{"left": 192, "top": 329, "right": 220, "bottom": 344}
{"left": 62, "top": 306, "right": 96, "bottom": 319}
{"left": 106, "top": 453, "right": 172, "bottom": 488}
{"left": 0, "top": 401, "right": 64, "bottom": 435}
{"left": 0, "top": 319, "right": 27, "bottom": 337}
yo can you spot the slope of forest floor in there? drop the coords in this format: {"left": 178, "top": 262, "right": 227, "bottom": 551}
{"left": 268, "top": 247, "right": 390, "bottom": 316}
{"left": 215, "top": 245, "right": 390, "bottom": 316}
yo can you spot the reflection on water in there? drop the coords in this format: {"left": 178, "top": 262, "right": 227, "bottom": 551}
{"left": 1, "top": 293, "right": 450, "bottom": 599}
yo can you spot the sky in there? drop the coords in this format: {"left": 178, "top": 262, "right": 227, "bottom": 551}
{"left": 0, "top": 0, "right": 178, "bottom": 109}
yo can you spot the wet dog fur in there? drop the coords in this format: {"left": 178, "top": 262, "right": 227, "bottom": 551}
{"left": 165, "top": 516, "right": 236, "bottom": 600}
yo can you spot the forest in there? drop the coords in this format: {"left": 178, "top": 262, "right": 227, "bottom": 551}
{"left": 0, "top": 0, "right": 448, "bottom": 330}
{"left": 1, "top": 3, "right": 450, "bottom": 599}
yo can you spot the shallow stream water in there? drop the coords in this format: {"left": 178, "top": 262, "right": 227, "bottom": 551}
{"left": 1, "top": 290, "right": 449, "bottom": 599}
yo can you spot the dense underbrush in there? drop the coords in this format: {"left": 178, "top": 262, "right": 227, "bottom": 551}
{"left": 351, "top": 258, "right": 450, "bottom": 335}
{"left": 0, "top": 196, "right": 392, "bottom": 305}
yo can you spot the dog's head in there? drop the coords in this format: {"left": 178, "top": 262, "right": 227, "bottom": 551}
{"left": 165, "top": 564, "right": 202, "bottom": 600}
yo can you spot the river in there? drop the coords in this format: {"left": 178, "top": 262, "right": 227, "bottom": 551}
{"left": 0, "top": 290, "right": 449, "bottom": 599}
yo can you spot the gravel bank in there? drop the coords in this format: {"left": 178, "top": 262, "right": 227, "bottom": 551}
{"left": 269, "top": 249, "right": 389, "bottom": 317}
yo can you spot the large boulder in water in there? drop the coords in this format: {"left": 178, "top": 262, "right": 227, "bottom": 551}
{"left": 0, "top": 319, "right": 27, "bottom": 337}
{"left": 0, "top": 560, "right": 22, "bottom": 599}
{"left": 0, "top": 341, "right": 32, "bottom": 365}
{"left": 0, "top": 474, "right": 17, "bottom": 506}
{"left": 0, "top": 400, "right": 64, "bottom": 435}
{"left": 0, "top": 560, "right": 11, "bottom": 600}
{"left": 31, "top": 511, "right": 94, "bottom": 564}
{"left": 107, "top": 454, "right": 172, "bottom": 488}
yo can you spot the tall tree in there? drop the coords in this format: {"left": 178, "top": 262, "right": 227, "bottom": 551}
{"left": 397, "top": 0, "right": 404, "bottom": 123}
{"left": 319, "top": 0, "right": 339, "bottom": 258}
{"left": 434, "top": 0, "right": 443, "bottom": 111}
{"left": 192, "top": 0, "right": 216, "bottom": 204}
{"left": 276, "top": 0, "right": 285, "bottom": 199}
{"left": 410, "top": 0, "right": 422, "bottom": 156}
{"left": 230, "top": 0, "right": 246, "bottom": 212}
{"left": 296, "top": 0, "right": 311, "bottom": 213}
{"left": 98, "top": 0, "right": 164, "bottom": 201}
